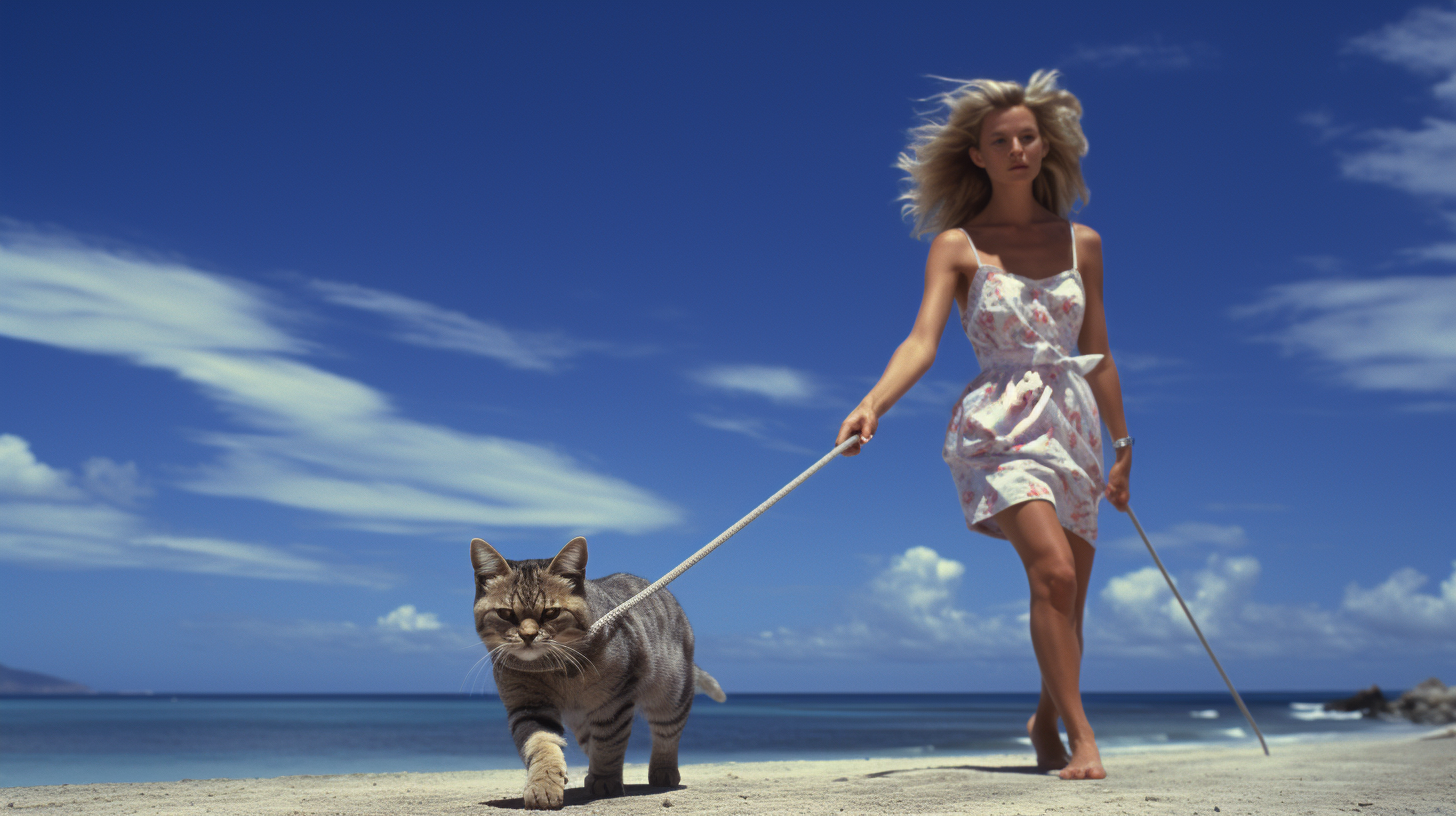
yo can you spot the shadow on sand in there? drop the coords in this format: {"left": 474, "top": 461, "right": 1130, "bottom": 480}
{"left": 866, "top": 764, "right": 1051, "bottom": 778}
{"left": 482, "top": 784, "right": 683, "bottom": 809}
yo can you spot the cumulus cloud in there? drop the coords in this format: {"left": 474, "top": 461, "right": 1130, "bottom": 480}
{"left": 1100, "top": 555, "right": 1260, "bottom": 642}
{"left": 310, "top": 280, "right": 589, "bottom": 372}
{"left": 1064, "top": 38, "right": 1215, "bottom": 70}
{"left": 730, "top": 546, "right": 1027, "bottom": 660}
{"left": 1343, "top": 561, "right": 1456, "bottom": 638}
{"left": 1095, "top": 554, "right": 1456, "bottom": 658}
{"left": 689, "top": 364, "right": 820, "bottom": 404}
{"left": 0, "top": 227, "right": 680, "bottom": 537}
{"left": 377, "top": 604, "right": 444, "bottom": 632}
{"left": 1235, "top": 276, "right": 1456, "bottom": 394}
{"left": 0, "top": 434, "right": 80, "bottom": 499}
{"left": 730, "top": 537, "right": 1456, "bottom": 664}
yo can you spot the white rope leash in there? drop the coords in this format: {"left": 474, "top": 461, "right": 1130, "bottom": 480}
{"left": 1125, "top": 505, "right": 1270, "bottom": 756}
{"left": 587, "top": 434, "right": 863, "bottom": 638}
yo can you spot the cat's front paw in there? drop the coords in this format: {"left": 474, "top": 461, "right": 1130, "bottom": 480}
{"left": 523, "top": 770, "right": 566, "bottom": 810}
{"left": 648, "top": 766, "right": 680, "bottom": 787}
{"left": 583, "top": 772, "right": 624, "bottom": 798}
{"left": 522, "top": 732, "right": 568, "bottom": 810}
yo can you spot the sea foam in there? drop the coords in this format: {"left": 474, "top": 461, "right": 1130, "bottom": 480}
{"left": 1290, "top": 702, "right": 1363, "bottom": 721}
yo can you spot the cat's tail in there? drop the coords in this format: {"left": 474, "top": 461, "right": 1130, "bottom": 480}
{"left": 693, "top": 665, "right": 727, "bottom": 703}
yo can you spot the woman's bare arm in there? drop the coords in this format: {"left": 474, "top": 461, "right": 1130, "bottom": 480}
{"left": 836, "top": 229, "right": 970, "bottom": 455}
{"left": 1074, "top": 225, "right": 1132, "bottom": 510}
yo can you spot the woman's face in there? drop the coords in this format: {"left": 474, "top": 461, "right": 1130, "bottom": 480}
{"left": 969, "top": 105, "right": 1047, "bottom": 186}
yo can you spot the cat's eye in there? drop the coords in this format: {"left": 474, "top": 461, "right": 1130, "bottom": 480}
{"left": 541, "top": 608, "right": 560, "bottom": 621}
{"left": 495, "top": 608, "right": 517, "bottom": 623}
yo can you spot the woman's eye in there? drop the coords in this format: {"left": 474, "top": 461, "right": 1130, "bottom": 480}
{"left": 541, "top": 608, "right": 560, "bottom": 620}
{"left": 495, "top": 608, "right": 516, "bottom": 622}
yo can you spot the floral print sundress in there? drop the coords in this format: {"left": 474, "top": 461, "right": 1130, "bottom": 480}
{"left": 943, "top": 224, "right": 1105, "bottom": 544}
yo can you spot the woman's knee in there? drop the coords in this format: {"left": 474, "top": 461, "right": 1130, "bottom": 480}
{"left": 1027, "top": 560, "right": 1078, "bottom": 607}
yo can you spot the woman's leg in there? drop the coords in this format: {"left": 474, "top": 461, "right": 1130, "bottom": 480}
{"left": 995, "top": 500, "right": 1105, "bottom": 780}
{"left": 1027, "top": 525, "right": 1096, "bottom": 769}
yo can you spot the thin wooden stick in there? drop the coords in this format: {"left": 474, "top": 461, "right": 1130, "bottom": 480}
{"left": 1125, "top": 505, "right": 1270, "bottom": 756}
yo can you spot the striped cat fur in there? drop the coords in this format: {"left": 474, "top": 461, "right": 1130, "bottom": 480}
{"left": 471, "top": 536, "right": 726, "bottom": 810}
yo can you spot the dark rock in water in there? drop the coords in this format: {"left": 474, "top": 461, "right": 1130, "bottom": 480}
{"left": 1391, "top": 678, "right": 1456, "bottom": 725}
{"left": 0, "top": 662, "right": 93, "bottom": 694}
{"left": 1325, "top": 684, "right": 1391, "bottom": 718}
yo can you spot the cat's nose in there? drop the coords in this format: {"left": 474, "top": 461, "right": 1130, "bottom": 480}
{"left": 519, "top": 619, "right": 539, "bottom": 644}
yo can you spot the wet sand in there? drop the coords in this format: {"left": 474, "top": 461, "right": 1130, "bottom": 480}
{"left": 6, "top": 730, "right": 1454, "bottom": 815}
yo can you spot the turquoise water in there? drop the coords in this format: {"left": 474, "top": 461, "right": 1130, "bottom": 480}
{"left": 0, "top": 692, "right": 1425, "bottom": 787}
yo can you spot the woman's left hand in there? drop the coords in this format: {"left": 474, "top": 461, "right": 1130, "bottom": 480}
{"left": 1104, "top": 452, "right": 1130, "bottom": 512}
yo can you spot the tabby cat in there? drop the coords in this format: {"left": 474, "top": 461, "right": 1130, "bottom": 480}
{"left": 471, "top": 536, "right": 726, "bottom": 810}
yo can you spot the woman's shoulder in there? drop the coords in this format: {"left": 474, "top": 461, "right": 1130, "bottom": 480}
{"left": 1070, "top": 221, "right": 1102, "bottom": 244}
{"left": 928, "top": 226, "right": 978, "bottom": 257}
{"left": 931, "top": 226, "right": 972, "bottom": 244}
{"left": 925, "top": 228, "right": 980, "bottom": 278}
{"left": 1071, "top": 222, "right": 1103, "bottom": 264}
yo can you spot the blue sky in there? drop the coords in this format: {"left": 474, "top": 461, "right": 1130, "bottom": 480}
{"left": 2, "top": 1, "right": 1453, "bottom": 694}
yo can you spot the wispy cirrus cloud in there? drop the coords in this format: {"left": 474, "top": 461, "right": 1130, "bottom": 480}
{"left": 1315, "top": 5, "right": 1456, "bottom": 261}
{"left": 1347, "top": 3, "right": 1456, "bottom": 106}
{"left": 0, "top": 227, "right": 681, "bottom": 541}
{"left": 1235, "top": 276, "right": 1456, "bottom": 394}
{"left": 689, "top": 364, "right": 821, "bottom": 404}
{"left": 1107, "top": 521, "right": 1248, "bottom": 554}
{"left": 1243, "top": 1, "right": 1456, "bottom": 407}
{"left": 200, "top": 604, "right": 475, "bottom": 654}
{"left": 691, "top": 414, "right": 814, "bottom": 455}
{"left": 1063, "top": 37, "right": 1215, "bottom": 70}
{"left": 0, "top": 434, "right": 387, "bottom": 585}
{"left": 309, "top": 280, "right": 602, "bottom": 372}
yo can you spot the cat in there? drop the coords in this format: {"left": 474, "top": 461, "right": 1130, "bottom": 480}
{"left": 471, "top": 535, "right": 726, "bottom": 810}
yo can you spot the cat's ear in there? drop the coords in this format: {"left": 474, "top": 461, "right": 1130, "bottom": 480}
{"left": 548, "top": 536, "right": 588, "bottom": 595}
{"left": 471, "top": 538, "right": 511, "bottom": 581}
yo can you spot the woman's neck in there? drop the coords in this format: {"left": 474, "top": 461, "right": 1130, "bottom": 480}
{"left": 976, "top": 185, "right": 1052, "bottom": 227}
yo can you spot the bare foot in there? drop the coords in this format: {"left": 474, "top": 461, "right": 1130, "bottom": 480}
{"left": 1058, "top": 734, "right": 1106, "bottom": 780}
{"left": 1027, "top": 714, "right": 1069, "bottom": 770}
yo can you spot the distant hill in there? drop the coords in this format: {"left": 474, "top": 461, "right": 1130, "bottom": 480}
{"left": 0, "top": 662, "right": 93, "bottom": 694}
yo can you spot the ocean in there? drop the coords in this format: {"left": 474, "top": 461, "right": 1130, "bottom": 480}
{"left": 0, "top": 692, "right": 1425, "bottom": 788}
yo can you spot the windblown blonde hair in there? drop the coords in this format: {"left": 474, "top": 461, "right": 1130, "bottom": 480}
{"left": 897, "top": 70, "right": 1089, "bottom": 237}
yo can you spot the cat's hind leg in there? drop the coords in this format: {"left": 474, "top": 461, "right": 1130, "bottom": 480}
{"left": 509, "top": 707, "right": 568, "bottom": 810}
{"left": 643, "top": 672, "right": 695, "bottom": 787}
{"left": 579, "top": 699, "right": 634, "bottom": 798}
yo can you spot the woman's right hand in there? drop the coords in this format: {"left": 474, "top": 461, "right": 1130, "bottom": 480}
{"left": 836, "top": 404, "right": 878, "bottom": 456}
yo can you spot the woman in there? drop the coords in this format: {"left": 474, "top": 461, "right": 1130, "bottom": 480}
{"left": 836, "top": 70, "right": 1131, "bottom": 780}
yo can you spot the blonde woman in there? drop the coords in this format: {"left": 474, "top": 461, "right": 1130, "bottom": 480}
{"left": 837, "top": 70, "right": 1130, "bottom": 780}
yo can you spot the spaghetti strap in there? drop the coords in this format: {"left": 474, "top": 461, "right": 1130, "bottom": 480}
{"left": 1069, "top": 222, "right": 1078, "bottom": 271}
{"left": 957, "top": 228, "right": 983, "bottom": 266}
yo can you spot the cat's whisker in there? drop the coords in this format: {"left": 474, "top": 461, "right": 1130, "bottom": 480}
{"left": 548, "top": 644, "right": 582, "bottom": 675}
{"left": 553, "top": 642, "right": 598, "bottom": 676}
{"left": 460, "top": 653, "right": 493, "bottom": 694}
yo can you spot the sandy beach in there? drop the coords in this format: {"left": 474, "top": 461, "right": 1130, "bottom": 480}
{"left": 8, "top": 730, "right": 1454, "bottom": 816}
